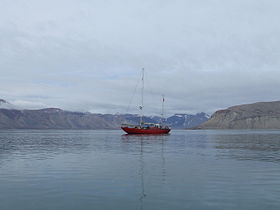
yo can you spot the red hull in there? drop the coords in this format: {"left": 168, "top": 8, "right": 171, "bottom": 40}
{"left": 121, "top": 127, "right": 170, "bottom": 134}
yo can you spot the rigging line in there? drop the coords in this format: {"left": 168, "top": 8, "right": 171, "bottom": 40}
{"left": 144, "top": 70, "right": 158, "bottom": 96}
{"left": 145, "top": 73, "right": 166, "bottom": 117}
{"left": 126, "top": 76, "right": 141, "bottom": 113}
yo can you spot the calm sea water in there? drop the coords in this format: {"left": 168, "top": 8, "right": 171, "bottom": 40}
{"left": 0, "top": 129, "right": 280, "bottom": 210}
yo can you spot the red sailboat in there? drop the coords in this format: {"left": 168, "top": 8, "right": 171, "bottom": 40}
{"left": 121, "top": 69, "right": 171, "bottom": 134}
{"left": 121, "top": 123, "right": 170, "bottom": 134}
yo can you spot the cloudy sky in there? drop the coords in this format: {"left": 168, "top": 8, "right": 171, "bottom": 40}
{"left": 0, "top": 0, "right": 279, "bottom": 115}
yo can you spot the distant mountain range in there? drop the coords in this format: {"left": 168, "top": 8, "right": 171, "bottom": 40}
{"left": 5, "top": 98, "right": 280, "bottom": 130}
{"left": 196, "top": 101, "right": 280, "bottom": 129}
{"left": 0, "top": 99, "right": 209, "bottom": 129}
{"left": 119, "top": 113, "right": 209, "bottom": 129}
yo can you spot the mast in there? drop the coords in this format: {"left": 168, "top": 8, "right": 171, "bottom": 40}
{"left": 161, "top": 95, "right": 165, "bottom": 124}
{"left": 140, "top": 68, "right": 144, "bottom": 125}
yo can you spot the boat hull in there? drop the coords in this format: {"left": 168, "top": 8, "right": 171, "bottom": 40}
{"left": 121, "top": 127, "right": 171, "bottom": 134}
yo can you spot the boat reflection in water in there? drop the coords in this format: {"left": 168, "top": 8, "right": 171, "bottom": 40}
{"left": 121, "top": 134, "right": 169, "bottom": 210}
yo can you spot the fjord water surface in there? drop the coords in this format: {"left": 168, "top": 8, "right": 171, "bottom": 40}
{"left": 0, "top": 129, "right": 280, "bottom": 210}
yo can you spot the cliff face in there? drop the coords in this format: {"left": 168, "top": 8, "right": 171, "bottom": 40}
{"left": 197, "top": 101, "right": 280, "bottom": 129}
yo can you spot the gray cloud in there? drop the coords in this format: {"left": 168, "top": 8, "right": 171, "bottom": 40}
{"left": 0, "top": 0, "right": 280, "bottom": 115}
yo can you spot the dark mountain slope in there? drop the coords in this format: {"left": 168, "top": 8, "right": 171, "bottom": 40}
{"left": 196, "top": 101, "right": 280, "bottom": 129}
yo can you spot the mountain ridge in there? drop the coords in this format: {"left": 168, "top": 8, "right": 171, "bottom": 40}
{"left": 196, "top": 101, "right": 280, "bottom": 129}
{"left": 0, "top": 99, "right": 209, "bottom": 129}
